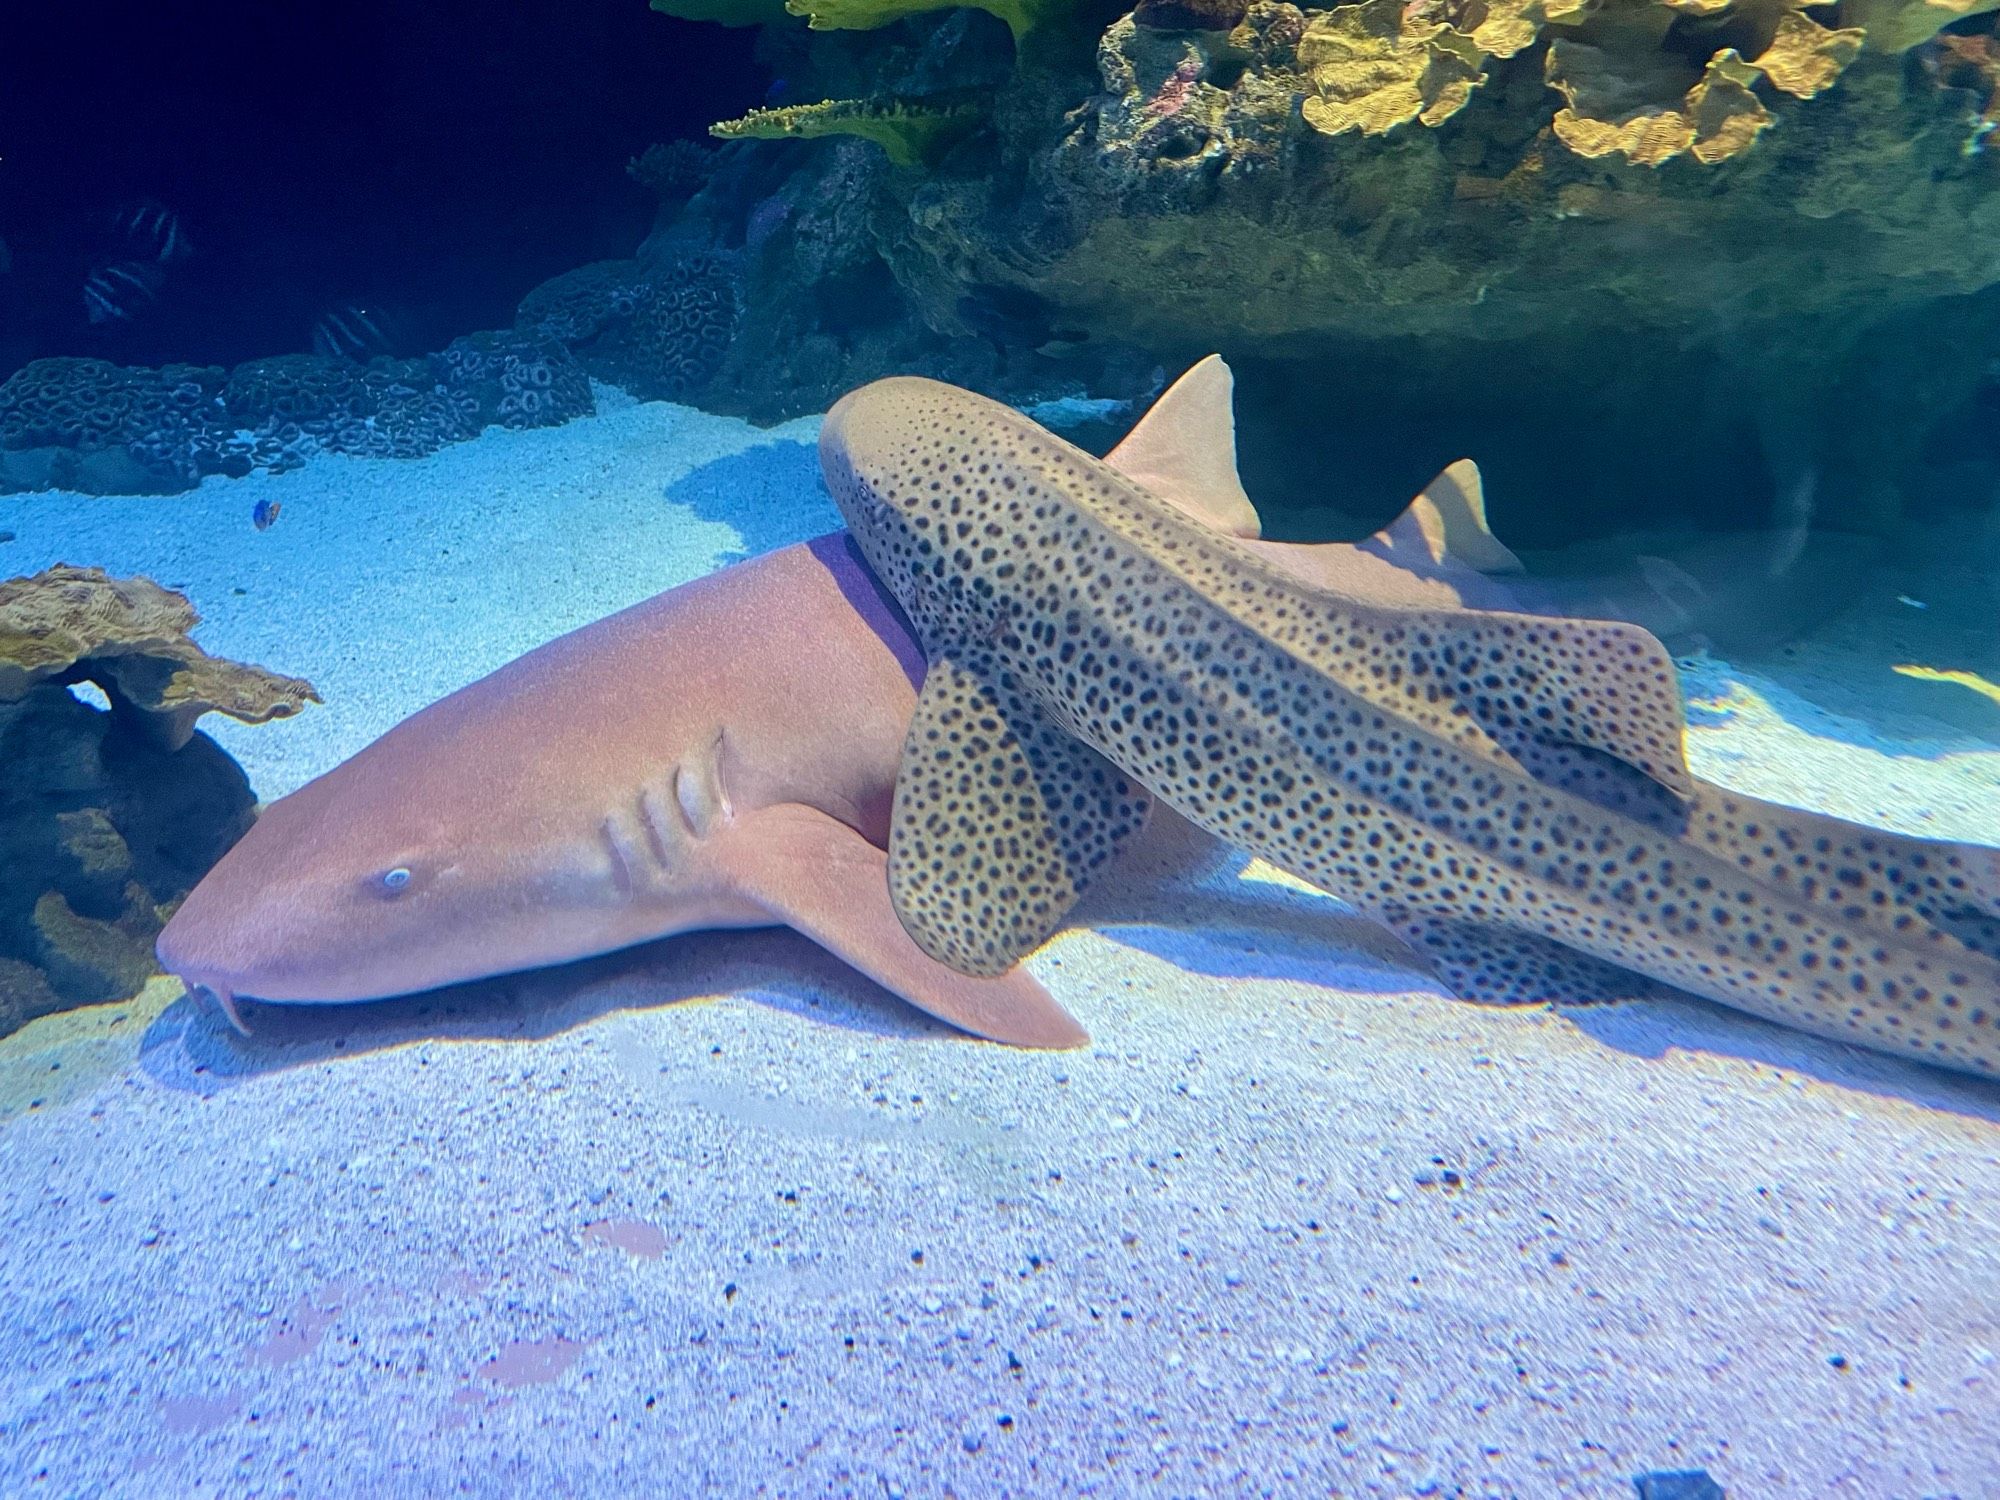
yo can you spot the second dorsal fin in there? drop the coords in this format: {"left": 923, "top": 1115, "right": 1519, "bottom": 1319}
{"left": 1105, "top": 355, "right": 1262, "bottom": 539}
{"left": 1371, "top": 460, "right": 1524, "bottom": 575}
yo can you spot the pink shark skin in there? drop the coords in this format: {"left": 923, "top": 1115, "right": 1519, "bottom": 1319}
{"left": 156, "top": 534, "right": 1090, "bottom": 1048}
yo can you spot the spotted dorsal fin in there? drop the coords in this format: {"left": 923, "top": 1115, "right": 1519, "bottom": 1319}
{"left": 1105, "top": 355, "right": 1262, "bottom": 539}
{"left": 888, "top": 652, "right": 1153, "bottom": 976}
{"left": 1370, "top": 460, "right": 1524, "bottom": 575}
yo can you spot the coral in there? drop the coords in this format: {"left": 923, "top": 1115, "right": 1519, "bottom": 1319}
{"left": 1297, "top": 0, "right": 1488, "bottom": 136}
{"left": 629, "top": 256, "right": 743, "bottom": 395}
{"left": 0, "top": 332, "right": 596, "bottom": 495}
{"left": 1891, "top": 662, "right": 2000, "bottom": 707}
{"left": 513, "top": 254, "right": 740, "bottom": 401}
{"left": 1544, "top": 39, "right": 1771, "bottom": 165}
{"left": 0, "top": 565, "right": 320, "bottom": 751}
{"left": 1262, "top": 0, "right": 1870, "bottom": 160}
{"left": 0, "top": 359, "right": 233, "bottom": 492}
{"left": 1133, "top": 0, "right": 1249, "bottom": 27}
{"left": 785, "top": 0, "right": 1065, "bottom": 43}
{"left": 0, "top": 958, "right": 64, "bottom": 1040}
{"left": 1844, "top": 0, "right": 2000, "bottom": 50}
{"left": 1750, "top": 10, "right": 1868, "bottom": 97}
{"left": 711, "top": 96, "right": 984, "bottom": 165}
{"left": 517, "top": 260, "right": 651, "bottom": 343}
{"left": 1928, "top": 30, "right": 2000, "bottom": 136}
{"left": 0, "top": 573, "right": 303, "bottom": 1031}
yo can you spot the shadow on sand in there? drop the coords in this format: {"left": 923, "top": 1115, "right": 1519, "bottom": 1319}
{"left": 661, "top": 434, "right": 837, "bottom": 564}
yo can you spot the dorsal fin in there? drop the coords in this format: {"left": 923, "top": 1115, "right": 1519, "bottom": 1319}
{"left": 1371, "top": 460, "right": 1524, "bottom": 575}
{"left": 1105, "top": 355, "right": 1262, "bottom": 539}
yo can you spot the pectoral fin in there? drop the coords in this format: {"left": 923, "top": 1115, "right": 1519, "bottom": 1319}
{"left": 1381, "top": 911, "right": 1672, "bottom": 1007}
{"left": 889, "top": 653, "right": 1153, "bottom": 977}
{"left": 712, "top": 801, "right": 1088, "bottom": 1048}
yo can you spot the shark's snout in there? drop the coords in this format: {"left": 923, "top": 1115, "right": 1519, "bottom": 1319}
{"left": 156, "top": 868, "right": 281, "bottom": 1027}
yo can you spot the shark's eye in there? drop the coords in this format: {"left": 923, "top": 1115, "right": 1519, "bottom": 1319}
{"left": 379, "top": 867, "right": 413, "bottom": 895}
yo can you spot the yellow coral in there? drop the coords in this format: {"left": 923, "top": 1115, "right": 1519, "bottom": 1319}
{"left": 711, "top": 97, "right": 982, "bottom": 167}
{"left": 1751, "top": 10, "right": 1865, "bottom": 95}
{"left": 1297, "top": 0, "right": 1488, "bottom": 137}
{"left": 1546, "top": 37, "right": 1776, "bottom": 164}
{"left": 1841, "top": 0, "right": 2000, "bottom": 52}
{"left": 786, "top": 0, "right": 1058, "bottom": 42}
{"left": 1892, "top": 663, "right": 2000, "bottom": 707}
{"left": 0, "top": 565, "right": 319, "bottom": 751}
{"left": 1456, "top": 0, "right": 1595, "bottom": 59}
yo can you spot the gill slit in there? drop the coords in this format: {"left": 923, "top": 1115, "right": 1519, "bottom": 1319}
{"left": 600, "top": 816, "right": 637, "bottom": 900}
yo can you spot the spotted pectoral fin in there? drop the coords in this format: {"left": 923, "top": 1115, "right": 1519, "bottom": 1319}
{"left": 712, "top": 801, "right": 1089, "bottom": 1048}
{"left": 1381, "top": 910, "right": 1674, "bottom": 1007}
{"left": 888, "top": 653, "right": 1153, "bottom": 977}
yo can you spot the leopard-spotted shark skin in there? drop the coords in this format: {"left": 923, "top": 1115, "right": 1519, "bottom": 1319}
{"left": 822, "top": 358, "right": 2000, "bottom": 1079}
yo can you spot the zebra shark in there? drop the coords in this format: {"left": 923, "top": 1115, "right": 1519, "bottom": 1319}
{"left": 822, "top": 358, "right": 2000, "bottom": 1079}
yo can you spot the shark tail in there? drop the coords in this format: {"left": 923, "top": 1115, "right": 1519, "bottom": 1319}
{"left": 1689, "top": 784, "right": 2000, "bottom": 958}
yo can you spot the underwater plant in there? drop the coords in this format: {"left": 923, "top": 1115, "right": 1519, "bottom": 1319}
{"left": 710, "top": 95, "right": 985, "bottom": 165}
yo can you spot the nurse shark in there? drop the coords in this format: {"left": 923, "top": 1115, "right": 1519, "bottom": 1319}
{"left": 824, "top": 363, "right": 2000, "bottom": 1079}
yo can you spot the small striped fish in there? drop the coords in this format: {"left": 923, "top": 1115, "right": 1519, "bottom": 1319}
{"left": 82, "top": 261, "right": 163, "bottom": 324}
{"left": 111, "top": 198, "right": 192, "bottom": 263}
{"left": 311, "top": 302, "right": 397, "bottom": 362}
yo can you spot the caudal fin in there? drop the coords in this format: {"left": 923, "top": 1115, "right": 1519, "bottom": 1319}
{"left": 1689, "top": 785, "right": 2000, "bottom": 957}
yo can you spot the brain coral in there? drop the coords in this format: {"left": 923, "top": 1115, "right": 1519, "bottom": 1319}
{"left": 514, "top": 252, "right": 741, "bottom": 401}
{"left": 0, "top": 332, "right": 595, "bottom": 495}
{"left": 434, "top": 330, "right": 596, "bottom": 429}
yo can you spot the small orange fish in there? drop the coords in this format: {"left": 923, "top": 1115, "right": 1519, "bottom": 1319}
{"left": 252, "top": 499, "right": 281, "bottom": 531}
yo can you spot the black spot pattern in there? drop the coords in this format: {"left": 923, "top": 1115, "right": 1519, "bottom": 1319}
{"left": 889, "top": 652, "right": 1153, "bottom": 976}
{"left": 1382, "top": 912, "right": 1675, "bottom": 1007}
{"left": 823, "top": 377, "right": 2000, "bottom": 1079}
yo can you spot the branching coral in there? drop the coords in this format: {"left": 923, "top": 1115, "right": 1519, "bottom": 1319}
{"left": 712, "top": 96, "right": 984, "bottom": 164}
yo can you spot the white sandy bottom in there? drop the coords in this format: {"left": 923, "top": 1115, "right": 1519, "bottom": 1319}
{"left": 1, "top": 400, "right": 1997, "bottom": 1497}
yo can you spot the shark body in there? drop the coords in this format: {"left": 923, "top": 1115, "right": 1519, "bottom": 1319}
{"left": 157, "top": 534, "right": 1089, "bottom": 1047}
{"left": 151, "top": 361, "right": 1533, "bottom": 1048}
{"left": 824, "top": 361, "right": 2000, "bottom": 1079}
